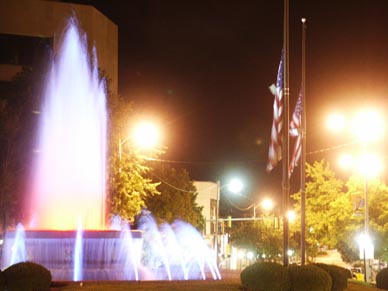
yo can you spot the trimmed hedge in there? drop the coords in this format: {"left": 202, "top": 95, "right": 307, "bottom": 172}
{"left": 0, "top": 270, "right": 5, "bottom": 290}
{"left": 314, "top": 263, "right": 348, "bottom": 291}
{"left": 240, "top": 262, "right": 289, "bottom": 291}
{"left": 376, "top": 267, "right": 388, "bottom": 290}
{"left": 288, "top": 264, "right": 332, "bottom": 291}
{"left": 3, "top": 261, "right": 52, "bottom": 291}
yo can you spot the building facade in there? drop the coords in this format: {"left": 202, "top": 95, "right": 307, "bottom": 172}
{"left": 194, "top": 181, "right": 218, "bottom": 237}
{"left": 0, "top": 0, "right": 118, "bottom": 94}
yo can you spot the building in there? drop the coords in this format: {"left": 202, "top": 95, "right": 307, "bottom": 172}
{"left": 194, "top": 180, "right": 218, "bottom": 237}
{"left": 194, "top": 180, "right": 233, "bottom": 269}
{"left": 0, "top": 0, "right": 118, "bottom": 94}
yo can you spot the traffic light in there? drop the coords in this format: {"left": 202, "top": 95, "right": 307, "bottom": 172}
{"left": 227, "top": 215, "right": 232, "bottom": 227}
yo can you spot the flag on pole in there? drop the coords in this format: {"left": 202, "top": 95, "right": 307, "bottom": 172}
{"left": 266, "top": 53, "right": 284, "bottom": 172}
{"left": 289, "top": 91, "right": 303, "bottom": 176}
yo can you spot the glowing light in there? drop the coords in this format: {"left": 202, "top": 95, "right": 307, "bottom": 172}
{"left": 246, "top": 251, "right": 254, "bottom": 260}
{"left": 351, "top": 110, "right": 384, "bottom": 143}
{"left": 132, "top": 121, "right": 161, "bottom": 149}
{"left": 338, "top": 153, "right": 355, "bottom": 169}
{"left": 339, "top": 152, "right": 383, "bottom": 178}
{"left": 261, "top": 198, "right": 274, "bottom": 211}
{"left": 356, "top": 233, "right": 374, "bottom": 260}
{"left": 227, "top": 178, "right": 244, "bottom": 193}
{"left": 287, "top": 210, "right": 296, "bottom": 222}
{"left": 326, "top": 113, "right": 346, "bottom": 134}
{"left": 356, "top": 153, "right": 384, "bottom": 178}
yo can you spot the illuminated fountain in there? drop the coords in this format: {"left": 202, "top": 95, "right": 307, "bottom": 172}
{"left": 0, "top": 19, "right": 220, "bottom": 281}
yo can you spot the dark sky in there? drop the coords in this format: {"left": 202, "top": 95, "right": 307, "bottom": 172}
{"left": 70, "top": 0, "right": 388, "bottom": 207}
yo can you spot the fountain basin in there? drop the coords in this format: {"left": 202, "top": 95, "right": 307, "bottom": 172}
{"left": 2, "top": 229, "right": 143, "bottom": 281}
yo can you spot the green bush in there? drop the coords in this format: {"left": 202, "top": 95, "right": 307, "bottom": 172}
{"left": 240, "top": 262, "right": 289, "bottom": 291}
{"left": 288, "top": 264, "right": 332, "bottom": 291}
{"left": 3, "top": 261, "right": 52, "bottom": 291}
{"left": 314, "top": 263, "right": 348, "bottom": 291}
{"left": 0, "top": 270, "right": 5, "bottom": 290}
{"left": 376, "top": 267, "right": 388, "bottom": 290}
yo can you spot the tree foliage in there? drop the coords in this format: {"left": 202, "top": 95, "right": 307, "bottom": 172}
{"left": 292, "top": 160, "right": 355, "bottom": 258}
{"left": 344, "top": 175, "right": 388, "bottom": 262}
{"left": 144, "top": 163, "right": 205, "bottom": 230}
{"left": 0, "top": 66, "right": 43, "bottom": 229}
{"left": 229, "top": 220, "right": 282, "bottom": 261}
{"left": 107, "top": 94, "right": 160, "bottom": 222}
{"left": 291, "top": 160, "right": 388, "bottom": 264}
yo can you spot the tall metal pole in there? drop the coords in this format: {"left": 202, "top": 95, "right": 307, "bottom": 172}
{"left": 215, "top": 181, "right": 221, "bottom": 265}
{"left": 363, "top": 143, "right": 369, "bottom": 282}
{"left": 300, "top": 18, "right": 307, "bottom": 266}
{"left": 282, "top": 0, "right": 290, "bottom": 266}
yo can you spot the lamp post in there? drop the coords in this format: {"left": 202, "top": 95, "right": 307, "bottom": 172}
{"left": 327, "top": 110, "right": 384, "bottom": 282}
{"left": 215, "top": 178, "right": 244, "bottom": 263}
{"left": 215, "top": 180, "right": 221, "bottom": 264}
{"left": 119, "top": 120, "right": 162, "bottom": 161}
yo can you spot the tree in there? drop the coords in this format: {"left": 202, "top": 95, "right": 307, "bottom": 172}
{"left": 107, "top": 94, "right": 160, "bottom": 222}
{"left": 291, "top": 160, "right": 388, "bottom": 264}
{"left": 291, "top": 160, "right": 354, "bottom": 258}
{"left": 344, "top": 175, "right": 388, "bottom": 262}
{"left": 0, "top": 67, "right": 43, "bottom": 230}
{"left": 144, "top": 163, "right": 205, "bottom": 231}
{"left": 229, "top": 220, "right": 282, "bottom": 262}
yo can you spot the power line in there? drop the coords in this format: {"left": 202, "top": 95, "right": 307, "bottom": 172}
{"left": 149, "top": 170, "right": 196, "bottom": 193}
{"left": 306, "top": 140, "right": 358, "bottom": 156}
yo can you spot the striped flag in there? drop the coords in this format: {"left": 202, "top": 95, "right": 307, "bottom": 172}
{"left": 266, "top": 53, "right": 284, "bottom": 172}
{"left": 289, "top": 91, "right": 303, "bottom": 176}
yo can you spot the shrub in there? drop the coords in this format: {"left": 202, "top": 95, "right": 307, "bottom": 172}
{"left": 0, "top": 270, "right": 5, "bottom": 290}
{"left": 288, "top": 264, "right": 332, "bottom": 291}
{"left": 240, "top": 262, "right": 289, "bottom": 291}
{"left": 376, "top": 267, "right": 388, "bottom": 290}
{"left": 314, "top": 263, "right": 348, "bottom": 291}
{"left": 3, "top": 261, "right": 52, "bottom": 291}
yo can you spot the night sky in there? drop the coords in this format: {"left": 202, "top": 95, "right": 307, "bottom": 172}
{"left": 70, "top": 0, "right": 388, "bottom": 208}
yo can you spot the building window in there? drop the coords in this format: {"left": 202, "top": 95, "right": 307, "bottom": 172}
{"left": 0, "top": 34, "right": 52, "bottom": 66}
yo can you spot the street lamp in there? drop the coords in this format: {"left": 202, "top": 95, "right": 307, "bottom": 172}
{"left": 132, "top": 121, "right": 161, "bottom": 150}
{"left": 253, "top": 198, "right": 275, "bottom": 219}
{"left": 327, "top": 109, "right": 384, "bottom": 282}
{"left": 215, "top": 178, "right": 244, "bottom": 262}
{"left": 118, "top": 120, "right": 162, "bottom": 161}
{"left": 261, "top": 198, "right": 275, "bottom": 212}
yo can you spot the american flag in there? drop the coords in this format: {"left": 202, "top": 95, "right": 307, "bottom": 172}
{"left": 266, "top": 53, "right": 284, "bottom": 172}
{"left": 289, "top": 91, "right": 303, "bottom": 176}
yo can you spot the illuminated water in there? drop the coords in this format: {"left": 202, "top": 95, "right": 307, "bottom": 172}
{"left": 1, "top": 19, "right": 220, "bottom": 281}
{"left": 29, "top": 19, "right": 107, "bottom": 230}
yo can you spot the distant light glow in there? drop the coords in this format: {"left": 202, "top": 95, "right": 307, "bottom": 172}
{"left": 227, "top": 178, "right": 244, "bottom": 193}
{"left": 287, "top": 210, "right": 296, "bottom": 222}
{"left": 246, "top": 251, "right": 254, "bottom": 260}
{"left": 261, "top": 198, "right": 274, "bottom": 211}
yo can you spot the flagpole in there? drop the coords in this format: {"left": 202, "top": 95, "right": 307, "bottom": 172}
{"left": 282, "top": 0, "right": 290, "bottom": 267}
{"left": 300, "top": 18, "right": 307, "bottom": 266}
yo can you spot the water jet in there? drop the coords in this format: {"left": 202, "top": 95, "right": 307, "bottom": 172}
{"left": 1, "top": 18, "right": 219, "bottom": 281}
